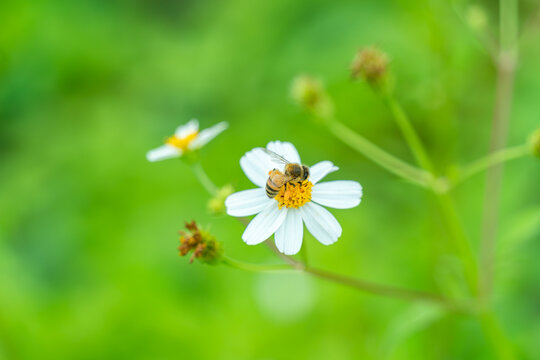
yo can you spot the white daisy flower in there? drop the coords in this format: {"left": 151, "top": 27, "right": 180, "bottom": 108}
{"left": 146, "top": 119, "right": 228, "bottom": 162}
{"left": 225, "top": 141, "right": 362, "bottom": 255}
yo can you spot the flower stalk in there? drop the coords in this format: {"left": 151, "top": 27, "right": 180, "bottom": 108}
{"left": 222, "top": 253, "right": 465, "bottom": 311}
{"left": 374, "top": 72, "right": 518, "bottom": 359}
{"left": 303, "top": 266, "right": 463, "bottom": 311}
{"left": 222, "top": 256, "right": 294, "bottom": 272}
{"left": 376, "top": 93, "right": 479, "bottom": 295}
{"left": 479, "top": 0, "right": 519, "bottom": 307}
{"left": 326, "top": 120, "right": 434, "bottom": 188}
{"left": 381, "top": 94, "right": 435, "bottom": 173}
{"left": 453, "top": 144, "right": 529, "bottom": 187}
{"left": 191, "top": 161, "right": 219, "bottom": 196}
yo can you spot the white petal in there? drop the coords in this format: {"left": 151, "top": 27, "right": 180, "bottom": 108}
{"left": 146, "top": 145, "right": 181, "bottom": 162}
{"left": 175, "top": 119, "right": 199, "bottom": 138}
{"left": 309, "top": 161, "right": 339, "bottom": 184}
{"left": 225, "top": 188, "right": 271, "bottom": 217}
{"left": 274, "top": 209, "right": 303, "bottom": 255}
{"left": 240, "top": 148, "right": 273, "bottom": 187}
{"left": 242, "top": 202, "right": 287, "bottom": 245}
{"left": 267, "top": 141, "right": 301, "bottom": 164}
{"left": 312, "top": 181, "right": 362, "bottom": 209}
{"left": 188, "top": 122, "right": 228, "bottom": 150}
{"left": 300, "top": 202, "right": 342, "bottom": 245}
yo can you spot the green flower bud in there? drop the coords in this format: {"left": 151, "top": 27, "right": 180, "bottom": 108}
{"left": 529, "top": 129, "right": 540, "bottom": 158}
{"left": 207, "top": 184, "right": 234, "bottom": 215}
{"left": 351, "top": 47, "right": 389, "bottom": 87}
{"left": 465, "top": 5, "right": 488, "bottom": 31}
{"left": 290, "top": 75, "right": 333, "bottom": 119}
{"left": 178, "top": 221, "right": 223, "bottom": 264}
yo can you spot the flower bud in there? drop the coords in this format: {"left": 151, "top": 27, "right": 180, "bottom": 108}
{"left": 465, "top": 5, "right": 488, "bottom": 31}
{"left": 208, "top": 184, "right": 234, "bottom": 214}
{"left": 351, "top": 47, "right": 389, "bottom": 87}
{"left": 529, "top": 129, "right": 540, "bottom": 158}
{"left": 178, "top": 221, "right": 223, "bottom": 264}
{"left": 291, "top": 75, "right": 333, "bottom": 119}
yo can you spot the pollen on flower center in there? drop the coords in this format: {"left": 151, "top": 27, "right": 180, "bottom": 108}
{"left": 275, "top": 180, "right": 313, "bottom": 209}
{"left": 166, "top": 131, "right": 198, "bottom": 150}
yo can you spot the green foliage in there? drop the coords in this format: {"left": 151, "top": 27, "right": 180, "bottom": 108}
{"left": 0, "top": 0, "right": 539, "bottom": 359}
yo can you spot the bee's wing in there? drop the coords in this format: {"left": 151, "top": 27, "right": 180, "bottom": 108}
{"left": 257, "top": 148, "right": 290, "bottom": 164}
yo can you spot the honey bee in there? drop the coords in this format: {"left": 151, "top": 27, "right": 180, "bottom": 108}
{"left": 258, "top": 148, "right": 310, "bottom": 198}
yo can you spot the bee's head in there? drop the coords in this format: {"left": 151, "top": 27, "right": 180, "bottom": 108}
{"left": 285, "top": 163, "right": 302, "bottom": 178}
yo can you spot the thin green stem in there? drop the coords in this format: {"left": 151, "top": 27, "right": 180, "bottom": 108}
{"left": 472, "top": 0, "right": 519, "bottom": 357}
{"left": 303, "top": 266, "right": 466, "bottom": 311}
{"left": 479, "top": 1, "right": 518, "bottom": 305}
{"left": 222, "top": 255, "right": 463, "bottom": 310}
{"left": 382, "top": 94, "right": 435, "bottom": 173}
{"left": 436, "top": 193, "right": 479, "bottom": 294}
{"left": 479, "top": 311, "right": 517, "bottom": 360}
{"left": 222, "top": 256, "right": 294, "bottom": 272}
{"left": 378, "top": 94, "right": 517, "bottom": 358}
{"left": 191, "top": 162, "right": 219, "bottom": 196}
{"left": 500, "top": 0, "right": 519, "bottom": 53}
{"left": 326, "top": 120, "right": 434, "bottom": 188}
{"left": 265, "top": 239, "right": 304, "bottom": 267}
{"left": 377, "top": 93, "right": 479, "bottom": 295}
{"left": 454, "top": 144, "right": 529, "bottom": 187}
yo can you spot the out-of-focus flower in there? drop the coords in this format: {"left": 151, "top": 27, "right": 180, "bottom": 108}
{"left": 178, "top": 221, "right": 223, "bottom": 264}
{"left": 351, "top": 47, "right": 389, "bottom": 86}
{"left": 147, "top": 119, "right": 228, "bottom": 162}
{"left": 208, "top": 184, "right": 235, "bottom": 214}
{"left": 529, "top": 129, "right": 540, "bottom": 158}
{"left": 225, "top": 141, "right": 362, "bottom": 255}
{"left": 291, "top": 75, "right": 333, "bottom": 119}
{"left": 465, "top": 4, "right": 488, "bottom": 31}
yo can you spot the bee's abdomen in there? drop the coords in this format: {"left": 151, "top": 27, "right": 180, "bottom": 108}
{"left": 265, "top": 178, "right": 280, "bottom": 198}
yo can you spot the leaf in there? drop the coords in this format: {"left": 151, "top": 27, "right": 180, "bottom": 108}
{"left": 379, "top": 303, "right": 445, "bottom": 359}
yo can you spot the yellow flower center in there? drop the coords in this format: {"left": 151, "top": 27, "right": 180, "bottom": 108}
{"left": 275, "top": 180, "right": 313, "bottom": 209}
{"left": 166, "top": 131, "right": 199, "bottom": 150}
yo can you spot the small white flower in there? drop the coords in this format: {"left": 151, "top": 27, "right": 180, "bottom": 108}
{"left": 225, "top": 141, "right": 362, "bottom": 255}
{"left": 146, "top": 119, "right": 228, "bottom": 162}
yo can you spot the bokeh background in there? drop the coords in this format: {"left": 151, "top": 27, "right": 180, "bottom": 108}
{"left": 1, "top": 0, "right": 539, "bottom": 359}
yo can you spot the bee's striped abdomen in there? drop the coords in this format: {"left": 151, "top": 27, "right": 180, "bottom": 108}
{"left": 265, "top": 178, "right": 280, "bottom": 198}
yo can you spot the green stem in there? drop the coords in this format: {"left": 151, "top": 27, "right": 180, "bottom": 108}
{"left": 303, "top": 266, "right": 464, "bottom": 311}
{"left": 326, "top": 120, "right": 434, "bottom": 188}
{"left": 191, "top": 162, "right": 219, "bottom": 196}
{"left": 221, "top": 255, "right": 462, "bottom": 310}
{"left": 382, "top": 94, "right": 435, "bottom": 173}
{"left": 436, "top": 193, "right": 479, "bottom": 294}
{"left": 500, "top": 0, "right": 519, "bottom": 52}
{"left": 480, "top": 0, "right": 518, "bottom": 304}
{"left": 479, "top": 311, "right": 517, "bottom": 360}
{"left": 222, "top": 256, "right": 293, "bottom": 272}
{"left": 473, "top": 0, "right": 519, "bottom": 357}
{"left": 378, "top": 93, "right": 479, "bottom": 294}
{"left": 454, "top": 144, "right": 529, "bottom": 187}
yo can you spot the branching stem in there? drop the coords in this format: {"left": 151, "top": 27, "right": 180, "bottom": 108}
{"left": 222, "top": 255, "right": 464, "bottom": 311}
{"left": 326, "top": 120, "right": 433, "bottom": 188}
{"left": 454, "top": 144, "right": 529, "bottom": 187}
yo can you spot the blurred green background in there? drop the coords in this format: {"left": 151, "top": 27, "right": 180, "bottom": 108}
{"left": 1, "top": 0, "right": 539, "bottom": 359}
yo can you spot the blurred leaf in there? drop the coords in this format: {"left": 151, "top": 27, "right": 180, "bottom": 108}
{"left": 379, "top": 303, "right": 445, "bottom": 359}
{"left": 500, "top": 206, "right": 540, "bottom": 251}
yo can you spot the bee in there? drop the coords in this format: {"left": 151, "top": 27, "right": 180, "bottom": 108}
{"left": 258, "top": 148, "right": 310, "bottom": 198}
